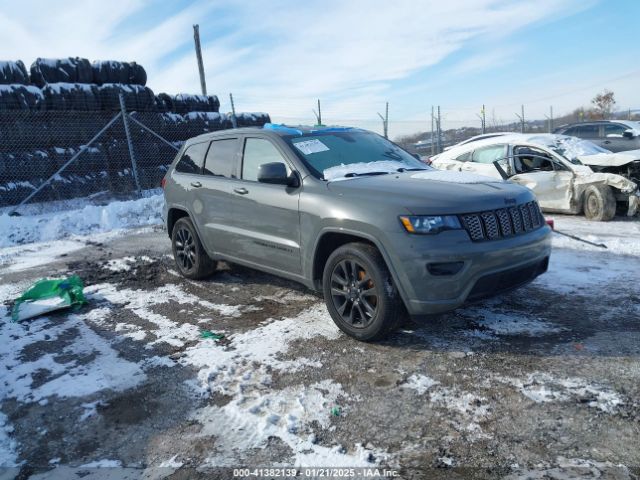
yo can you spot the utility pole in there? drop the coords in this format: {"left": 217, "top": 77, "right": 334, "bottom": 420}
{"left": 229, "top": 93, "right": 237, "bottom": 128}
{"left": 436, "top": 105, "right": 442, "bottom": 153}
{"left": 544, "top": 106, "right": 554, "bottom": 133}
{"left": 515, "top": 105, "right": 525, "bottom": 133}
{"left": 476, "top": 104, "right": 486, "bottom": 134}
{"left": 377, "top": 102, "right": 389, "bottom": 139}
{"left": 630, "top": 108, "right": 632, "bottom": 121}
{"left": 430, "top": 105, "right": 435, "bottom": 156}
{"left": 193, "top": 24, "right": 207, "bottom": 96}
{"left": 313, "top": 99, "right": 323, "bottom": 126}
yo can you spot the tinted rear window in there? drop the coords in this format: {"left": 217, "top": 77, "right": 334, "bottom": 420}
{"left": 576, "top": 125, "right": 600, "bottom": 137}
{"left": 204, "top": 138, "right": 237, "bottom": 178}
{"left": 175, "top": 142, "right": 209, "bottom": 174}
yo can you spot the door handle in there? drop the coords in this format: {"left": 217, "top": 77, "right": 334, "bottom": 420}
{"left": 234, "top": 187, "right": 249, "bottom": 195}
{"left": 190, "top": 181, "right": 202, "bottom": 188}
{"left": 603, "top": 140, "right": 611, "bottom": 144}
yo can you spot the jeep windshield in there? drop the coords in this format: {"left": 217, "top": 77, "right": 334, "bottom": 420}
{"left": 283, "top": 129, "right": 430, "bottom": 180}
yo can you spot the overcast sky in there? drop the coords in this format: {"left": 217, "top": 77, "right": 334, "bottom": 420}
{"left": 0, "top": 0, "right": 638, "bottom": 137}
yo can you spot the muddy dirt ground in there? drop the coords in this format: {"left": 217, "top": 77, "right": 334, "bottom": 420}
{"left": 1, "top": 222, "right": 639, "bottom": 479}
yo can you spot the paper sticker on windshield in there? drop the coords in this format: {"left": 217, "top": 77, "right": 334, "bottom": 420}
{"left": 293, "top": 139, "right": 330, "bottom": 155}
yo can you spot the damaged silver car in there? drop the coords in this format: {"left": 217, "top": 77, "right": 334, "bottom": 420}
{"left": 430, "top": 134, "right": 639, "bottom": 221}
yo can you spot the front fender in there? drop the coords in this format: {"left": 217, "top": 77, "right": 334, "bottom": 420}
{"left": 305, "top": 221, "right": 412, "bottom": 307}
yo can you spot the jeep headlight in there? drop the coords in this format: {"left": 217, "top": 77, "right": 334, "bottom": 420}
{"left": 399, "top": 215, "right": 461, "bottom": 234}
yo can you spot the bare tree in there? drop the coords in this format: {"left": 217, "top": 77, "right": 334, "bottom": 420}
{"left": 591, "top": 89, "right": 616, "bottom": 119}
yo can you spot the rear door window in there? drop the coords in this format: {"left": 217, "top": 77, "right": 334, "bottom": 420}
{"left": 454, "top": 151, "right": 472, "bottom": 162}
{"left": 576, "top": 124, "right": 600, "bottom": 138}
{"left": 472, "top": 145, "right": 505, "bottom": 164}
{"left": 203, "top": 138, "right": 238, "bottom": 178}
{"left": 175, "top": 142, "right": 209, "bottom": 174}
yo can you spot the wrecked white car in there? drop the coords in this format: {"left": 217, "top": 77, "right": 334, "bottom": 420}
{"left": 430, "top": 134, "right": 639, "bottom": 221}
{"left": 447, "top": 133, "right": 640, "bottom": 184}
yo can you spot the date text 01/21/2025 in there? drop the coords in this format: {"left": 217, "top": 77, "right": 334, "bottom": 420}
{"left": 232, "top": 467, "right": 400, "bottom": 478}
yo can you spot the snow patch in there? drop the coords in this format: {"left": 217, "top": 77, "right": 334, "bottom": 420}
{"left": 158, "top": 455, "right": 183, "bottom": 468}
{"left": 80, "top": 459, "right": 123, "bottom": 468}
{"left": 505, "top": 457, "right": 635, "bottom": 479}
{"left": 535, "top": 247, "right": 638, "bottom": 295}
{"left": 181, "top": 303, "right": 384, "bottom": 466}
{"left": 195, "top": 379, "right": 379, "bottom": 467}
{"left": 0, "top": 307, "right": 146, "bottom": 403}
{"left": 0, "top": 239, "right": 86, "bottom": 272}
{"left": 0, "top": 193, "right": 163, "bottom": 247}
{"left": 182, "top": 303, "right": 341, "bottom": 395}
{"left": 404, "top": 374, "right": 439, "bottom": 394}
{"left": 429, "top": 388, "right": 490, "bottom": 423}
{"left": 79, "top": 400, "right": 106, "bottom": 421}
{"left": 498, "top": 373, "right": 624, "bottom": 413}
{"left": 548, "top": 215, "right": 640, "bottom": 257}
{"left": 141, "top": 356, "right": 176, "bottom": 369}
{"left": 0, "top": 411, "right": 18, "bottom": 467}
{"left": 88, "top": 283, "right": 241, "bottom": 348}
{"left": 323, "top": 161, "right": 408, "bottom": 180}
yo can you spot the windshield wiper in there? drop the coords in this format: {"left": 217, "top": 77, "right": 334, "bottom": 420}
{"left": 396, "top": 167, "right": 426, "bottom": 172}
{"left": 343, "top": 171, "right": 392, "bottom": 178}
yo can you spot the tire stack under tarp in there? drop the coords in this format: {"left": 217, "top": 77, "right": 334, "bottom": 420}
{"left": 0, "top": 60, "right": 44, "bottom": 111}
{"left": 0, "top": 56, "right": 272, "bottom": 207}
{"left": 29, "top": 57, "right": 156, "bottom": 111}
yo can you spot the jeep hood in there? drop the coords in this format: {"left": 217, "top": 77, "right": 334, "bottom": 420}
{"left": 578, "top": 149, "right": 640, "bottom": 167}
{"left": 327, "top": 170, "right": 534, "bottom": 214}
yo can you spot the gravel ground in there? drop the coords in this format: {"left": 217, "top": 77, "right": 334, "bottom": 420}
{"left": 1, "top": 218, "right": 639, "bottom": 479}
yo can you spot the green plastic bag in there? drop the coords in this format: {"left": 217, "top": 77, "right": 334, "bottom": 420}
{"left": 200, "top": 330, "right": 224, "bottom": 340}
{"left": 11, "top": 275, "right": 87, "bottom": 322}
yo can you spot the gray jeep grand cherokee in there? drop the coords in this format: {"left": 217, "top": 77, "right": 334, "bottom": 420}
{"left": 162, "top": 124, "right": 551, "bottom": 341}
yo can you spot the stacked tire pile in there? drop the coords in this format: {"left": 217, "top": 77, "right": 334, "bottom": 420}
{"left": 28, "top": 57, "right": 155, "bottom": 111}
{"left": 0, "top": 56, "right": 271, "bottom": 207}
{"left": 0, "top": 61, "right": 44, "bottom": 110}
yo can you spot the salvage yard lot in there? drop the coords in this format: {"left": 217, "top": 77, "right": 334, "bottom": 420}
{"left": 1, "top": 216, "right": 639, "bottom": 478}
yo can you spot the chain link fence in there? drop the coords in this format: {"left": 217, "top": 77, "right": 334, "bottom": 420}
{"left": 0, "top": 97, "right": 269, "bottom": 214}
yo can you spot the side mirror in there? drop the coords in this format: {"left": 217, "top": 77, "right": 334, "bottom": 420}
{"left": 257, "top": 162, "right": 299, "bottom": 187}
{"left": 412, "top": 153, "right": 422, "bottom": 161}
{"left": 623, "top": 130, "right": 635, "bottom": 139}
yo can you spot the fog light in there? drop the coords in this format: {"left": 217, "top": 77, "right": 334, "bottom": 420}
{"left": 427, "top": 261, "right": 464, "bottom": 276}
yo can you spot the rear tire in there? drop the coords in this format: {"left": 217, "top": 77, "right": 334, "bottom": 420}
{"left": 583, "top": 185, "right": 616, "bottom": 221}
{"left": 322, "top": 242, "right": 404, "bottom": 341}
{"left": 171, "top": 217, "right": 217, "bottom": 279}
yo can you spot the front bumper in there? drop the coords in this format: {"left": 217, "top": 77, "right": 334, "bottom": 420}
{"left": 384, "top": 225, "right": 552, "bottom": 315}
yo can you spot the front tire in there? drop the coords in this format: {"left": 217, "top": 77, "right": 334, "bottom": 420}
{"left": 322, "top": 242, "right": 404, "bottom": 341}
{"left": 171, "top": 217, "right": 217, "bottom": 279}
{"left": 583, "top": 185, "right": 616, "bottom": 221}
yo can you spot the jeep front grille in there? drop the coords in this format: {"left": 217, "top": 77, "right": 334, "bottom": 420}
{"left": 460, "top": 201, "right": 544, "bottom": 242}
